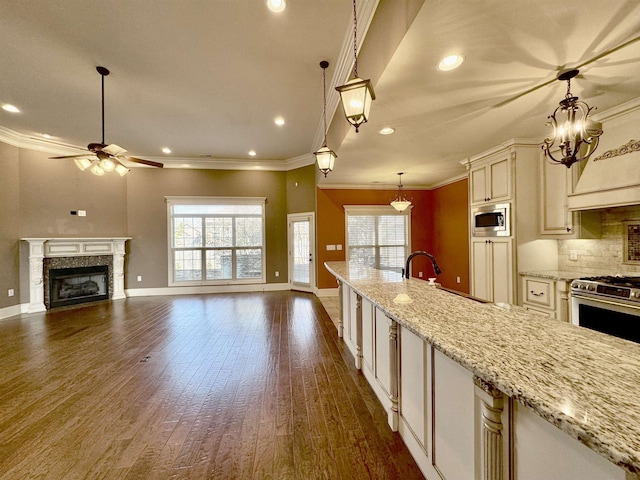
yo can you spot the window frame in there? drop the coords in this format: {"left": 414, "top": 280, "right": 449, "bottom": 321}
{"left": 166, "top": 196, "right": 267, "bottom": 286}
{"left": 343, "top": 205, "right": 412, "bottom": 272}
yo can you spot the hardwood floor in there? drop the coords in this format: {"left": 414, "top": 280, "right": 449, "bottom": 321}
{"left": 0, "top": 292, "right": 424, "bottom": 479}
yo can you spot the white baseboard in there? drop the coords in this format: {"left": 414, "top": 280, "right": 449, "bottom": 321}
{"left": 126, "top": 282, "right": 291, "bottom": 297}
{"left": 0, "top": 303, "right": 27, "bottom": 321}
{"left": 316, "top": 288, "right": 339, "bottom": 298}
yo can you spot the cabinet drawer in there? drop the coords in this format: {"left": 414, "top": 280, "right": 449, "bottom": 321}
{"left": 523, "top": 278, "right": 554, "bottom": 309}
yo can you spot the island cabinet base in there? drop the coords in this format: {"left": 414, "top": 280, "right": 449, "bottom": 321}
{"left": 337, "top": 283, "right": 633, "bottom": 480}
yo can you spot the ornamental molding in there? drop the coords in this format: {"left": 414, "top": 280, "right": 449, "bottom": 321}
{"left": 593, "top": 139, "right": 640, "bottom": 162}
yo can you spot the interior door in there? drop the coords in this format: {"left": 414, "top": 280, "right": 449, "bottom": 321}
{"left": 288, "top": 212, "right": 315, "bottom": 292}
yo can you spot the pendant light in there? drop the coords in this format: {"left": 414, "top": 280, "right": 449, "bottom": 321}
{"left": 542, "top": 69, "right": 603, "bottom": 168}
{"left": 390, "top": 172, "right": 411, "bottom": 211}
{"left": 314, "top": 60, "right": 337, "bottom": 177}
{"left": 335, "top": 0, "right": 375, "bottom": 133}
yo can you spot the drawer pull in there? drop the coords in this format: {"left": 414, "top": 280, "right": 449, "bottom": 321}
{"left": 530, "top": 290, "right": 545, "bottom": 297}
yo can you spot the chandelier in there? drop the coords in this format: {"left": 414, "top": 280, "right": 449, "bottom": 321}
{"left": 335, "top": 0, "right": 375, "bottom": 133}
{"left": 390, "top": 172, "right": 411, "bottom": 211}
{"left": 542, "top": 69, "right": 603, "bottom": 168}
{"left": 314, "top": 61, "right": 337, "bottom": 177}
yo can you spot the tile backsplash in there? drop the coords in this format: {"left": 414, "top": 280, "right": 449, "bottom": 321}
{"left": 559, "top": 206, "right": 640, "bottom": 274}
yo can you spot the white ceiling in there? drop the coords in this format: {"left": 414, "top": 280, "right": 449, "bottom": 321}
{"left": 2, "top": 0, "right": 640, "bottom": 187}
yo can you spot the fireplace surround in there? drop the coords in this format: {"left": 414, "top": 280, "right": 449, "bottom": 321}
{"left": 22, "top": 238, "right": 130, "bottom": 312}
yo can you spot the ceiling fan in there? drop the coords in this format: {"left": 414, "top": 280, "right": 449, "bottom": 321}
{"left": 50, "top": 66, "right": 163, "bottom": 176}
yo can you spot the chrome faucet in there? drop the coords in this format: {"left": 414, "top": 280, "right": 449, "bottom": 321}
{"left": 404, "top": 251, "right": 442, "bottom": 279}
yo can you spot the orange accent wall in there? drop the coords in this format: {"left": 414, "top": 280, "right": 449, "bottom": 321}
{"left": 316, "top": 179, "right": 469, "bottom": 293}
{"left": 431, "top": 179, "right": 470, "bottom": 293}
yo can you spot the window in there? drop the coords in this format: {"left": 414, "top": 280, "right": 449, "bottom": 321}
{"left": 344, "top": 205, "right": 411, "bottom": 273}
{"left": 166, "top": 197, "right": 266, "bottom": 285}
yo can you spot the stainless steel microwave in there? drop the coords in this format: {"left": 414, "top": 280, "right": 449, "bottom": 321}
{"left": 471, "top": 203, "right": 510, "bottom": 237}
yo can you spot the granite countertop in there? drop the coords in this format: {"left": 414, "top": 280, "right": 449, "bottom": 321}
{"left": 519, "top": 270, "right": 594, "bottom": 281}
{"left": 325, "top": 261, "right": 640, "bottom": 474}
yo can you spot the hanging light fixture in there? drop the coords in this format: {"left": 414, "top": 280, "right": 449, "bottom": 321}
{"left": 542, "top": 69, "right": 603, "bottom": 168}
{"left": 390, "top": 172, "right": 412, "bottom": 211}
{"left": 314, "top": 60, "right": 337, "bottom": 177}
{"left": 335, "top": 0, "right": 375, "bottom": 133}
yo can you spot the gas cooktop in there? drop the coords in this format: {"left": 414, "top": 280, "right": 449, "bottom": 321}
{"left": 571, "top": 276, "right": 640, "bottom": 302}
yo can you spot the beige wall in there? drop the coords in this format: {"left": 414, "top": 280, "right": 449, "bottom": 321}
{"left": 0, "top": 143, "right": 20, "bottom": 309}
{"left": 125, "top": 167, "right": 291, "bottom": 288}
{"left": 286, "top": 164, "right": 316, "bottom": 214}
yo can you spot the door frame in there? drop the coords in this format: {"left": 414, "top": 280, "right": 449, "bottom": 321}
{"left": 287, "top": 212, "right": 316, "bottom": 293}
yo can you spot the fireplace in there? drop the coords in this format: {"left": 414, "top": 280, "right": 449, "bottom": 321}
{"left": 22, "top": 237, "right": 130, "bottom": 313}
{"left": 49, "top": 265, "right": 109, "bottom": 308}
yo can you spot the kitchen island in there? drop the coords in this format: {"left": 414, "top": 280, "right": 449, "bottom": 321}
{"left": 325, "top": 261, "right": 640, "bottom": 480}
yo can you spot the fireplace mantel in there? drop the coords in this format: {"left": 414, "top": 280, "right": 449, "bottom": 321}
{"left": 22, "top": 237, "right": 131, "bottom": 312}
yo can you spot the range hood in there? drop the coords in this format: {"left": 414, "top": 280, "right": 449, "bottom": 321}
{"left": 567, "top": 100, "right": 640, "bottom": 211}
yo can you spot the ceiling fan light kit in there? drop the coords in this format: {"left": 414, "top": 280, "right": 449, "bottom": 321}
{"left": 542, "top": 69, "right": 603, "bottom": 168}
{"left": 336, "top": 0, "right": 375, "bottom": 133}
{"left": 49, "top": 65, "right": 163, "bottom": 176}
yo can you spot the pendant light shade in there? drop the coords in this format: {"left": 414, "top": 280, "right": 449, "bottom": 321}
{"left": 390, "top": 172, "right": 411, "bottom": 211}
{"left": 314, "top": 60, "right": 337, "bottom": 177}
{"left": 542, "top": 69, "right": 603, "bottom": 168}
{"left": 336, "top": 0, "right": 375, "bottom": 133}
{"left": 336, "top": 77, "right": 375, "bottom": 133}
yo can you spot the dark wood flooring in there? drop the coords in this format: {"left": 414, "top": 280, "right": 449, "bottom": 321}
{"left": 0, "top": 291, "right": 424, "bottom": 479}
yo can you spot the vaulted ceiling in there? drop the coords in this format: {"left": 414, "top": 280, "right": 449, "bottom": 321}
{"left": 1, "top": 0, "right": 640, "bottom": 188}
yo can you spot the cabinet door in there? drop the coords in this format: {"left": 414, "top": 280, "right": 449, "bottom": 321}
{"left": 540, "top": 153, "right": 573, "bottom": 235}
{"left": 471, "top": 238, "right": 491, "bottom": 302}
{"left": 489, "top": 156, "right": 511, "bottom": 202}
{"left": 491, "top": 238, "right": 513, "bottom": 305}
{"left": 470, "top": 166, "right": 488, "bottom": 204}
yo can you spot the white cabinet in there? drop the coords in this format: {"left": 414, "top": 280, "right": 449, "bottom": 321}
{"left": 521, "top": 275, "right": 572, "bottom": 322}
{"left": 539, "top": 151, "right": 601, "bottom": 238}
{"left": 471, "top": 237, "right": 513, "bottom": 304}
{"left": 469, "top": 153, "right": 512, "bottom": 205}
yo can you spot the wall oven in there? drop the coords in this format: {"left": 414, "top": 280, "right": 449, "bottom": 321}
{"left": 471, "top": 203, "right": 510, "bottom": 237}
{"left": 570, "top": 276, "right": 640, "bottom": 344}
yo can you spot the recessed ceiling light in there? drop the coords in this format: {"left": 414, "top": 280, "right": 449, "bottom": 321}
{"left": 379, "top": 127, "right": 395, "bottom": 135}
{"left": 42, "top": 133, "right": 53, "bottom": 139}
{"left": 248, "top": 150, "right": 257, "bottom": 156}
{"left": 2, "top": 103, "right": 20, "bottom": 113}
{"left": 274, "top": 117, "right": 285, "bottom": 126}
{"left": 266, "top": 0, "right": 286, "bottom": 13}
{"left": 162, "top": 147, "right": 172, "bottom": 154}
{"left": 438, "top": 54, "right": 465, "bottom": 71}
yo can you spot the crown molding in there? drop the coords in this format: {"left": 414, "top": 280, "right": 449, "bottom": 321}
{"left": 0, "top": 125, "right": 316, "bottom": 172}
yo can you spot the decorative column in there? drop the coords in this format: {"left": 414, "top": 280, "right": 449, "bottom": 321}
{"left": 337, "top": 280, "right": 344, "bottom": 338}
{"left": 474, "top": 376, "right": 505, "bottom": 480}
{"left": 26, "top": 239, "right": 46, "bottom": 313}
{"left": 112, "top": 239, "right": 127, "bottom": 300}
{"left": 388, "top": 319, "right": 399, "bottom": 431}
{"left": 354, "top": 294, "right": 363, "bottom": 370}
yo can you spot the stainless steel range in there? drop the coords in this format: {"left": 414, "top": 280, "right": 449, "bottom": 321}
{"left": 570, "top": 276, "right": 640, "bottom": 343}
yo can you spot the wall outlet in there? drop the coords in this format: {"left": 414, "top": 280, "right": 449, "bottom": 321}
{"left": 275, "top": 271, "right": 279, "bottom": 277}
{"left": 336, "top": 244, "right": 343, "bottom": 251}
{"left": 137, "top": 275, "right": 142, "bottom": 282}
{"left": 8, "top": 288, "right": 14, "bottom": 297}
{"left": 456, "top": 276, "right": 461, "bottom": 284}
{"left": 418, "top": 272, "right": 423, "bottom": 278}
{"left": 570, "top": 250, "right": 578, "bottom": 261}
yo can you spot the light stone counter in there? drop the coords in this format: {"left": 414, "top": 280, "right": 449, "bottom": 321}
{"left": 518, "top": 269, "right": 588, "bottom": 281}
{"left": 325, "top": 261, "right": 640, "bottom": 474}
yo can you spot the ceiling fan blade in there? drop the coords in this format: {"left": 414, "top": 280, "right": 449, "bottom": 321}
{"left": 125, "top": 156, "right": 164, "bottom": 168}
{"left": 49, "top": 153, "right": 95, "bottom": 159}
{"left": 102, "top": 144, "right": 127, "bottom": 156}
